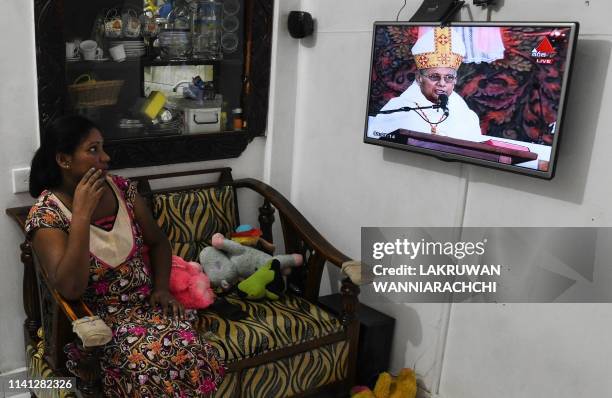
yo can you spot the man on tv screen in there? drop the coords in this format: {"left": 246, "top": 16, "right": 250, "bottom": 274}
{"left": 367, "top": 27, "right": 484, "bottom": 142}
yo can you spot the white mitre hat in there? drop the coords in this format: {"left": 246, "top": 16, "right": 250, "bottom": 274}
{"left": 412, "top": 27, "right": 466, "bottom": 70}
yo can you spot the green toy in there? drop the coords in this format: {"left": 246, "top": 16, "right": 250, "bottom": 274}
{"left": 237, "top": 259, "right": 285, "bottom": 300}
{"left": 200, "top": 232, "right": 303, "bottom": 290}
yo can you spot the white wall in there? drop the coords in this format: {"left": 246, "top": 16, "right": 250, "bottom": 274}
{"left": 0, "top": 0, "right": 39, "bottom": 373}
{"left": 263, "top": 0, "right": 301, "bottom": 196}
{"left": 440, "top": 3, "right": 612, "bottom": 397}
{"left": 283, "top": 0, "right": 612, "bottom": 397}
{"left": 285, "top": 0, "right": 469, "bottom": 390}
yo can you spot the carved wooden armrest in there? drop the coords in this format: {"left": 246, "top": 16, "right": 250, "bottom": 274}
{"left": 233, "top": 178, "right": 351, "bottom": 267}
{"left": 233, "top": 178, "right": 361, "bottom": 324}
{"left": 341, "top": 260, "right": 368, "bottom": 286}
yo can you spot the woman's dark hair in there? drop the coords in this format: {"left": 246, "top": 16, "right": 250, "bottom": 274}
{"left": 29, "top": 115, "right": 99, "bottom": 197}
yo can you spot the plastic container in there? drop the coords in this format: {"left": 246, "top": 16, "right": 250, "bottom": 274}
{"left": 184, "top": 107, "right": 222, "bottom": 134}
{"left": 232, "top": 108, "right": 243, "bottom": 130}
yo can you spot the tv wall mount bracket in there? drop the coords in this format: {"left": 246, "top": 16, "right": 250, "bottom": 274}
{"left": 410, "top": 0, "right": 465, "bottom": 26}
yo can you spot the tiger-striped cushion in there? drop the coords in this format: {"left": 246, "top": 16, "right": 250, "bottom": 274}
{"left": 152, "top": 186, "right": 237, "bottom": 261}
{"left": 199, "top": 293, "right": 344, "bottom": 363}
{"left": 26, "top": 343, "right": 78, "bottom": 398}
{"left": 212, "top": 341, "right": 348, "bottom": 397}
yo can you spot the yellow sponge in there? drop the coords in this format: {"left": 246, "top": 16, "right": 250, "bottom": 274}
{"left": 141, "top": 91, "right": 166, "bottom": 119}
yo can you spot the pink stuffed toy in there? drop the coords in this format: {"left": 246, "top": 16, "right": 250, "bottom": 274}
{"left": 169, "top": 255, "right": 215, "bottom": 309}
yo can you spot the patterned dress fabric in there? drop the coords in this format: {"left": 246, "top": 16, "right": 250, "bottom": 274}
{"left": 25, "top": 175, "right": 225, "bottom": 398}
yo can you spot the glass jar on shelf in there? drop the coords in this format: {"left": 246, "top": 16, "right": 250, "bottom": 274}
{"left": 159, "top": 0, "right": 194, "bottom": 60}
{"left": 167, "top": 0, "right": 193, "bottom": 31}
{"left": 192, "top": 0, "right": 223, "bottom": 60}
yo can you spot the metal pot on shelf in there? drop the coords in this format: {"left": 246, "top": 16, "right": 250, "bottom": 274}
{"left": 158, "top": 29, "right": 192, "bottom": 60}
{"left": 158, "top": 0, "right": 194, "bottom": 60}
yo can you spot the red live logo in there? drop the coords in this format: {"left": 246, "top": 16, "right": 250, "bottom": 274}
{"left": 532, "top": 37, "right": 555, "bottom": 64}
{"left": 536, "top": 58, "right": 554, "bottom": 64}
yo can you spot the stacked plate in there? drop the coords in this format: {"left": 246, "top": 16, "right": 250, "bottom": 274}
{"left": 109, "top": 40, "right": 146, "bottom": 58}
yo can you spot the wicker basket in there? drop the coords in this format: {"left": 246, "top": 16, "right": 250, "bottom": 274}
{"left": 68, "top": 75, "right": 125, "bottom": 108}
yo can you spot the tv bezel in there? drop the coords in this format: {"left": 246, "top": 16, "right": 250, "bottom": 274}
{"left": 363, "top": 21, "right": 580, "bottom": 180}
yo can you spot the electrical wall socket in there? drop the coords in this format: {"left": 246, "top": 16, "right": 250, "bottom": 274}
{"left": 12, "top": 167, "right": 30, "bottom": 194}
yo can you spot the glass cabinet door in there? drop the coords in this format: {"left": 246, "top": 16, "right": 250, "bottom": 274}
{"left": 34, "top": 0, "right": 273, "bottom": 169}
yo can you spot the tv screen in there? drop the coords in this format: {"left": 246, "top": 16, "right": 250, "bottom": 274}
{"left": 363, "top": 22, "right": 579, "bottom": 179}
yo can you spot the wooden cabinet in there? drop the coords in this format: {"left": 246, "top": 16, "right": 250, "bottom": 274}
{"left": 33, "top": 0, "right": 273, "bottom": 169}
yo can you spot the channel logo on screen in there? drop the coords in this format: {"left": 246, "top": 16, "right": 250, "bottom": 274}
{"left": 532, "top": 37, "right": 555, "bottom": 64}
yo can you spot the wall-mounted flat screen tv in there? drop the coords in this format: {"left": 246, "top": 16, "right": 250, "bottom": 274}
{"left": 363, "top": 22, "right": 579, "bottom": 179}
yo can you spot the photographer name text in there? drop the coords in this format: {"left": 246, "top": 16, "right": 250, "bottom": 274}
{"left": 371, "top": 238, "right": 501, "bottom": 294}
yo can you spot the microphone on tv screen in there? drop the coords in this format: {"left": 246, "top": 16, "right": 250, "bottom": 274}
{"left": 438, "top": 94, "right": 449, "bottom": 116}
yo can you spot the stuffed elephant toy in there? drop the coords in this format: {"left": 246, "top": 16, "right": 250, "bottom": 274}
{"left": 200, "top": 232, "right": 303, "bottom": 290}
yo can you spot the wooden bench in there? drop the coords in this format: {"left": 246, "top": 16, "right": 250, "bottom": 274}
{"left": 6, "top": 167, "right": 360, "bottom": 397}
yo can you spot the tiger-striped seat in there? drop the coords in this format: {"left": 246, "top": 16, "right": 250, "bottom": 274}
{"left": 24, "top": 328, "right": 77, "bottom": 398}
{"left": 202, "top": 293, "right": 349, "bottom": 397}
{"left": 201, "top": 293, "right": 343, "bottom": 362}
{"left": 151, "top": 185, "right": 351, "bottom": 396}
{"left": 150, "top": 186, "right": 346, "bottom": 365}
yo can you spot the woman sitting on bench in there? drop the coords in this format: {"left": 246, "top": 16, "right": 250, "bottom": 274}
{"left": 25, "top": 115, "right": 224, "bottom": 397}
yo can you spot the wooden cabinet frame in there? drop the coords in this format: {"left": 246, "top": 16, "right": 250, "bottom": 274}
{"left": 33, "top": 0, "right": 273, "bottom": 169}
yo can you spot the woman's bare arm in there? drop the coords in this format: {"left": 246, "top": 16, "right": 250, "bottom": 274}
{"left": 132, "top": 192, "right": 183, "bottom": 318}
{"left": 132, "top": 193, "right": 172, "bottom": 291}
{"left": 31, "top": 217, "right": 91, "bottom": 300}
{"left": 30, "top": 168, "right": 105, "bottom": 300}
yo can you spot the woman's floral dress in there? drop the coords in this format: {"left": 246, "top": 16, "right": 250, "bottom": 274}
{"left": 25, "top": 175, "right": 224, "bottom": 397}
